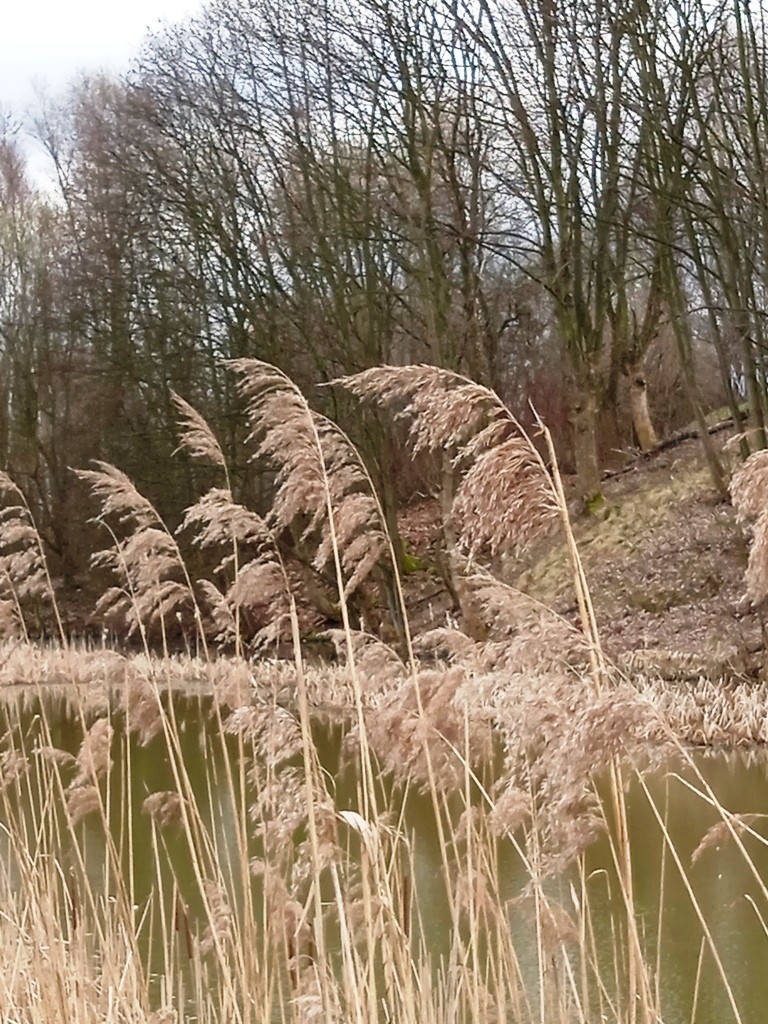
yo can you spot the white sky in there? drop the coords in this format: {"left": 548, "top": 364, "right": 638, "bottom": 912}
{"left": 1, "top": 0, "right": 203, "bottom": 117}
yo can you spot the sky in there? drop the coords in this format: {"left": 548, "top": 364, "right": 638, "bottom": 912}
{"left": 1, "top": 0, "right": 203, "bottom": 119}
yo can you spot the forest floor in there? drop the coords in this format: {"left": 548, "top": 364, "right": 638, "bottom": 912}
{"left": 397, "top": 428, "right": 764, "bottom": 681}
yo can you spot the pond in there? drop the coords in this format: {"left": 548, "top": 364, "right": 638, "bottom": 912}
{"left": 1, "top": 689, "right": 767, "bottom": 1023}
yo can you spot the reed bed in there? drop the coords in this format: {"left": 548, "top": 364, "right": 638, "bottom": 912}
{"left": 2, "top": 641, "right": 768, "bottom": 751}
{"left": 0, "top": 362, "right": 766, "bottom": 1023}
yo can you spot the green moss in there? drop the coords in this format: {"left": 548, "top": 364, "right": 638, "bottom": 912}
{"left": 400, "top": 541, "right": 424, "bottom": 574}
{"left": 585, "top": 491, "right": 606, "bottom": 516}
{"left": 401, "top": 551, "right": 423, "bottom": 574}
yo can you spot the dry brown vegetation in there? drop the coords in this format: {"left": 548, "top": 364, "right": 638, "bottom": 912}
{"left": 0, "top": 361, "right": 767, "bottom": 1022}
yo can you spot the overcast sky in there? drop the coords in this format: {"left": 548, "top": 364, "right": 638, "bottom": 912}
{"left": 1, "top": 0, "right": 203, "bottom": 118}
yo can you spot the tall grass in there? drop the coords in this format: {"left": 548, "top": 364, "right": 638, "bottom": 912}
{"left": 0, "top": 362, "right": 763, "bottom": 1023}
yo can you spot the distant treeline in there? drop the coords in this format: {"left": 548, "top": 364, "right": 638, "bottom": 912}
{"left": 0, "top": 0, "right": 765, "bottom": 579}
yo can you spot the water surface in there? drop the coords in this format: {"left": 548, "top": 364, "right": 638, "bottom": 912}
{"left": 1, "top": 692, "right": 767, "bottom": 1022}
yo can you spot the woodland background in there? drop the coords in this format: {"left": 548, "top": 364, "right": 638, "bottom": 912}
{"left": 0, "top": 0, "right": 766, "bottom": 589}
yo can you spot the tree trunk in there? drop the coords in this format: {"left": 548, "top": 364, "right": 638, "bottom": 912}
{"left": 571, "top": 387, "right": 603, "bottom": 506}
{"left": 662, "top": 254, "right": 728, "bottom": 498}
{"left": 626, "top": 361, "right": 659, "bottom": 451}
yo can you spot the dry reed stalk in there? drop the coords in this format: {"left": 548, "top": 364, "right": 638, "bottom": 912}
{"left": 0, "top": 881, "right": 153, "bottom": 1022}
{"left": 637, "top": 772, "right": 745, "bottom": 1024}
{"left": 198, "top": 878, "right": 234, "bottom": 955}
{"left": 172, "top": 392, "right": 295, "bottom": 652}
{"left": 230, "top": 357, "right": 398, "bottom": 877}
{"left": 338, "top": 364, "right": 656, "bottom": 1016}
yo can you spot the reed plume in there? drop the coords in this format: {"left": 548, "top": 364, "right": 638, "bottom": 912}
{"left": 357, "top": 664, "right": 495, "bottom": 790}
{"left": 180, "top": 486, "right": 290, "bottom": 649}
{"left": 77, "top": 462, "right": 193, "bottom": 640}
{"left": 169, "top": 390, "right": 294, "bottom": 649}
{"left": 229, "top": 359, "right": 388, "bottom": 601}
{"left": 171, "top": 392, "right": 228, "bottom": 472}
{"left": 479, "top": 658, "right": 669, "bottom": 881}
{"left": 730, "top": 450, "right": 768, "bottom": 604}
{"left": 336, "top": 365, "right": 557, "bottom": 559}
{"left": 142, "top": 790, "right": 183, "bottom": 829}
{"left": 65, "top": 716, "right": 114, "bottom": 827}
{"left": 0, "top": 472, "right": 65, "bottom": 642}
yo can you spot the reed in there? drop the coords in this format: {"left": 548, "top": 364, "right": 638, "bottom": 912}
{"left": 0, "top": 362, "right": 762, "bottom": 1023}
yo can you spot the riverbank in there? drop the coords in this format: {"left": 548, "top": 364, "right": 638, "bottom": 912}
{"left": 2, "top": 638, "right": 767, "bottom": 753}
{"left": 397, "top": 427, "right": 760, "bottom": 682}
{"left": 17, "top": 425, "right": 763, "bottom": 692}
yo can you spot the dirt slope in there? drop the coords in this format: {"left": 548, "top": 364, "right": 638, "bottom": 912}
{"left": 399, "top": 434, "right": 763, "bottom": 679}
